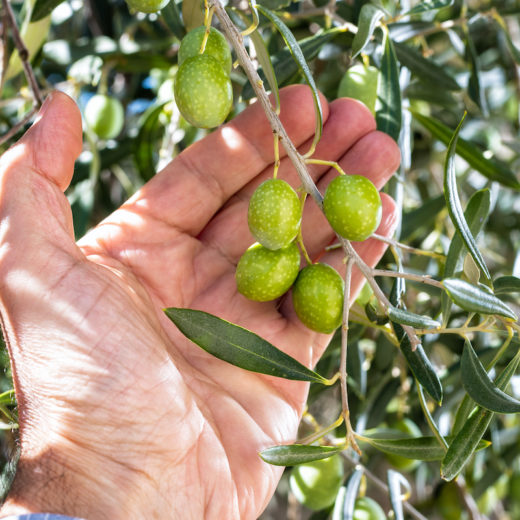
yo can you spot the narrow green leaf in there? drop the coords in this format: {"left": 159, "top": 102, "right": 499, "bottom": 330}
{"left": 465, "top": 27, "right": 488, "bottom": 116}
{"left": 182, "top": 0, "right": 205, "bottom": 32}
{"left": 388, "top": 21, "right": 435, "bottom": 42}
{"left": 494, "top": 275, "right": 520, "bottom": 295}
{"left": 332, "top": 469, "right": 363, "bottom": 520}
{"left": 241, "top": 29, "right": 341, "bottom": 100}
{"left": 351, "top": 4, "right": 384, "bottom": 58}
{"left": 134, "top": 102, "right": 168, "bottom": 182}
{"left": 257, "top": 5, "right": 323, "bottom": 151}
{"left": 400, "top": 194, "right": 445, "bottom": 240}
{"left": 394, "top": 42, "right": 459, "bottom": 91}
{"left": 248, "top": 29, "right": 280, "bottom": 112}
{"left": 442, "top": 278, "right": 517, "bottom": 320}
{"left": 259, "top": 444, "right": 343, "bottom": 466}
{"left": 165, "top": 308, "right": 329, "bottom": 383}
{"left": 394, "top": 322, "right": 443, "bottom": 404}
{"left": 462, "top": 340, "right": 520, "bottom": 413}
{"left": 388, "top": 306, "right": 440, "bottom": 329}
{"left": 387, "top": 470, "right": 410, "bottom": 520}
{"left": 412, "top": 111, "right": 520, "bottom": 190}
{"left": 494, "top": 16, "right": 520, "bottom": 63}
{"left": 441, "top": 352, "right": 520, "bottom": 480}
{"left": 376, "top": 32, "right": 402, "bottom": 141}
{"left": 30, "top": 0, "right": 64, "bottom": 21}
{"left": 361, "top": 435, "right": 489, "bottom": 461}
{"left": 0, "top": 390, "right": 15, "bottom": 407}
{"left": 161, "top": 0, "right": 186, "bottom": 40}
{"left": 444, "top": 114, "right": 491, "bottom": 282}
{"left": 441, "top": 189, "right": 491, "bottom": 324}
{"left": 402, "top": 0, "right": 453, "bottom": 15}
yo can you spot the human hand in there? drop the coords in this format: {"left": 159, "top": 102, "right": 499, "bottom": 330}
{"left": 0, "top": 86, "right": 399, "bottom": 520}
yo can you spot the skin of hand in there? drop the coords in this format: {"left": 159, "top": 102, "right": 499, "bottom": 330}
{"left": 0, "top": 86, "right": 399, "bottom": 520}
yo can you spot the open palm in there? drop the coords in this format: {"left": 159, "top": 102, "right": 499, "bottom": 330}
{"left": 0, "top": 86, "right": 399, "bottom": 519}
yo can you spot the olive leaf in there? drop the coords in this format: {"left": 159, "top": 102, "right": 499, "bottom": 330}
{"left": 376, "top": 30, "right": 402, "bottom": 142}
{"left": 257, "top": 5, "right": 323, "bottom": 153}
{"left": 394, "top": 322, "right": 443, "bottom": 404}
{"left": 351, "top": 4, "right": 385, "bottom": 58}
{"left": 30, "top": 0, "right": 65, "bottom": 21}
{"left": 388, "top": 306, "right": 440, "bottom": 329}
{"left": 360, "top": 434, "right": 489, "bottom": 461}
{"left": 442, "top": 278, "right": 517, "bottom": 320}
{"left": 402, "top": 0, "right": 453, "bottom": 15}
{"left": 332, "top": 468, "right": 363, "bottom": 520}
{"left": 494, "top": 276, "right": 520, "bottom": 295}
{"left": 461, "top": 340, "right": 520, "bottom": 414}
{"left": 387, "top": 470, "right": 410, "bottom": 520}
{"left": 441, "top": 352, "right": 520, "bottom": 480}
{"left": 444, "top": 113, "right": 491, "bottom": 283}
{"left": 412, "top": 111, "right": 520, "bottom": 190}
{"left": 164, "top": 308, "right": 329, "bottom": 384}
{"left": 441, "top": 189, "right": 490, "bottom": 324}
{"left": 259, "top": 444, "right": 343, "bottom": 466}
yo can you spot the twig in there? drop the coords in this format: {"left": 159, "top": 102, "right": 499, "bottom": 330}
{"left": 371, "top": 269, "right": 444, "bottom": 289}
{"left": 212, "top": 0, "right": 422, "bottom": 350}
{"left": 372, "top": 233, "right": 445, "bottom": 259}
{"left": 341, "top": 257, "right": 361, "bottom": 454}
{"left": 1, "top": 0, "right": 43, "bottom": 106}
{"left": 0, "top": 106, "right": 37, "bottom": 146}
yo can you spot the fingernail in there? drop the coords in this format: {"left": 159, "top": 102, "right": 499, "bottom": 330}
{"left": 35, "top": 92, "right": 55, "bottom": 121}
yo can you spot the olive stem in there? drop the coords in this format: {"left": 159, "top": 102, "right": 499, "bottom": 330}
{"left": 372, "top": 233, "right": 445, "bottom": 259}
{"left": 371, "top": 269, "right": 444, "bottom": 289}
{"left": 340, "top": 257, "right": 361, "bottom": 455}
{"left": 305, "top": 158, "right": 347, "bottom": 175}
{"left": 212, "top": 0, "right": 422, "bottom": 347}
{"left": 1, "top": 0, "right": 43, "bottom": 107}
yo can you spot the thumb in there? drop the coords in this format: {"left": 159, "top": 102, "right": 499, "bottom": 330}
{"left": 3, "top": 91, "right": 83, "bottom": 191}
{"left": 0, "top": 91, "right": 83, "bottom": 249}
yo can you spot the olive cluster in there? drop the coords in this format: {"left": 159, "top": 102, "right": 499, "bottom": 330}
{"left": 236, "top": 173, "right": 382, "bottom": 334}
{"left": 174, "top": 27, "right": 233, "bottom": 129}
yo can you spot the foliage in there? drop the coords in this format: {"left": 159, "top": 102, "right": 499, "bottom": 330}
{"left": 1, "top": 0, "right": 520, "bottom": 517}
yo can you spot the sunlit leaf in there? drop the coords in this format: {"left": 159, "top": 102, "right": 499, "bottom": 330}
{"left": 387, "top": 470, "right": 410, "bottom": 520}
{"left": 441, "top": 353, "right": 520, "bottom": 480}
{"left": 248, "top": 28, "right": 280, "bottom": 112}
{"left": 332, "top": 468, "right": 363, "bottom": 520}
{"left": 165, "top": 308, "right": 329, "bottom": 383}
{"left": 444, "top": 114, "right": 491, "bottom": 282}
{"left": 241, "top": 29, "right": 341, "bottom": 100}
{"left": 388, "top": 306, "right": 440, "bottom": 329}
{"left": 412, "top": 111, "right": 520, "bottom": 190}
{"left": 376, "top": 32, "right": 401, "bottom": 141}
{"left": 441, "top": 189, "right": 490, "bottom": 324}
{"left": 182, "top": 0, "right": 205, "bottom": 32}
{"left": 259, "top": 444, "right": 343, "bottom": 466}
{"left": 462, "top": 340, "right": 520, "bottom": 413}
{"left": 257, "top": 6, "right": 323, "bottom": 152}
{"left": 403, "top": 0, "right": 453, "bottom": 15}
{"left": 442, "top": 278, "right": 517, "bottom": 320}
{"left": 30, "top": 0, "right": 65, "bottom": 21}
{"left": 351, "top": 4, "right": 384, "bottom": 58}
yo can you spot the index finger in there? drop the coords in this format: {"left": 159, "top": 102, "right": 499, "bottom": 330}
{"left": 122, "top": 85, "right": 329, "bottom": 236}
